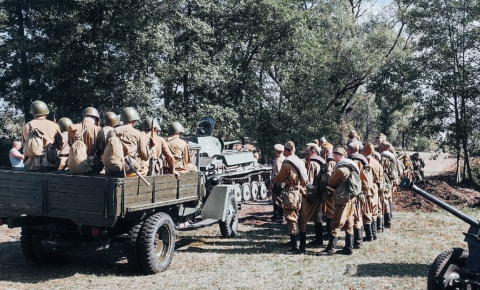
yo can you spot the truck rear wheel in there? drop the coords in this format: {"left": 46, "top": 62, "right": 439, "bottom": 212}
{"left": 219, "top": 193, "right": 238, "bottom": 238}
{"left": 32, "top": 234, "right": 66, "bottom": 264}
{"left": 126, "top": 220, "right": 144, "bottom": 272}
{"left": 20, "top": 228, "right": 38, "bottom": 263}
{"left": 138, "top": 212, "right": 175, "bottom": 274}
{"left": 428, "top": 247, "right": 468, "bottom": 290}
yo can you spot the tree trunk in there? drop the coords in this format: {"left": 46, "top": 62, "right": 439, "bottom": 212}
{"left": 17, "top": 4, "right": 30, "bottom": 123}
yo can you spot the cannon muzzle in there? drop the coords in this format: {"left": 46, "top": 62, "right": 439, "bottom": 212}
{"left": 400, "top": 178, "right": 480, "bottom": 227}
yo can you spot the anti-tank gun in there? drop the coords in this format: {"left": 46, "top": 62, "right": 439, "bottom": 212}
{"left": 185, "top": 117, "right": 272, "bottom": 203}
{"left": 400, "top": 178, "right": 480, "bottom": 290}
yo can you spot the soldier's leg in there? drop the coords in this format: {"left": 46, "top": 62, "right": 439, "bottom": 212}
{"left": 338, "top": 200, "right": 355, "bottom": 255}
{"left": 377, "top": 194, "right": 384, "bottom": 233}
{"left": 284, "top": 208, "right": 300, "bottom": 254}
{"left": 298, "top": 198, "right": 311, "bottom": 254}
{"left": 371, "top": 185, "right": 379, "bottom": 240}
{"left": 384, "top": 192, "right": 392, "bottom": 229}
{"left": 309, "top": 199, "right": 324, "bottom": 246}
{"left": 317, "top": 203, "right": 344, "bottom": 256}
{"left": 353, "top": 197, "right": 363, "bottom": 249}
{"left": 363, "top": 195, "right": 374, "bottom": 242}
{"left": 325, "top": 193, "right": 335, "bottom": 239}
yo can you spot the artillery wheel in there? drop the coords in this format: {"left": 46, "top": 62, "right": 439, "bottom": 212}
{"left": 219, "top": 192, "right": 238, "bottom": 238}
{"left": 241, "top": 183, "right": 251, "bottom": 201}
{"left": 138, "top": 212, "right": 175, "bottom": 274}
{"left": 428, "top": 247, "right": 468, "bottom": 290}
{"left": 250, "top": 181, "right": 259, "bottom": 200}
{"left": 258, "top": 182, "right": 268, "bottom": 200}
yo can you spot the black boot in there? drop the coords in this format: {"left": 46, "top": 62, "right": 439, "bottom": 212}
{"left": 316, "top": 236, "right": 338, "bottom": 256}
{"left": 364, "top": 224, "right": 373, "bottom": 242}
{"left": 299, "top": 232, "right": 307, "bottom": 254}
{"left": 377, "top": 217, "right": 384, "bottom": 233}
{"left": 286, "top": 234, "right": 300, "bottom": 255}
{"left": 323, "top": 218, "right": 332, "bottom": 239}
{"left": 384, "top": 212, "right": 392, "bottom": 229}
{"left": 338, "top": 233, "right": 354, "bottom": 255}
{"left": 271, "top": 203, "right": 279, "bottom": 221}
{"left": 353, "top": 228, "right": 363, "bottom": 249}
{"left": 308, "top": 223, "right": 324, "bottom": 246}
{"left": 371, "top": 220, "right": 377, "bottom": 240}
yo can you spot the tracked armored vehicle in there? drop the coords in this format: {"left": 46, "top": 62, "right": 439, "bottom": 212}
{"left": 185, "top": 117, "right": 271, "bottom": 203}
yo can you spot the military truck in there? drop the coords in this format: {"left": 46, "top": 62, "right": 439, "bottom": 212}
{"left": 0, "top": 144, "right": 239, "bottom": 274}
{"left": 185, "top": 117, "right": 271, "bottom": 204}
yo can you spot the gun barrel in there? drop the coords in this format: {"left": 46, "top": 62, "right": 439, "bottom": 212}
{"left": 400, "top": 178, "right": 480, "bottom": 227}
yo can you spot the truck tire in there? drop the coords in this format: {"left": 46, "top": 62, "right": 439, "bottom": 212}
{"left": 126, "top": 220, "right": 144, "bottom": 272}
{"left": 219, "top": 193, "right": 238, "bottom": 238}
{"left": 20, "top": 228, "right": 39, "bottom": 263}
{"left": 32, "top": 234, "right": 66, "bottom": 264}
{"left": 428, "top": 247, "right": 468, "bottom": 290}
{"left": 138, "top": 212, "right": 175, "bottom": 274}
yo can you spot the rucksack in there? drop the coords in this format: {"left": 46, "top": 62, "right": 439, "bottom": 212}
{"left": 360, "top": 164, "right": 374, "bottom": 193}
{"left": 345, "top": 166, "right": 362, "bottom": 198}
{"left": 24, "top": 124, "right": 45, "bottom": 158}
{"left": 67, "top": 126, "right": 93, "bottom": 174}
{"left": 103, "top": 129, "right": 125, "bottom": 174}
{"left": 381, "top": 152, "right": 399, "bottom": 182}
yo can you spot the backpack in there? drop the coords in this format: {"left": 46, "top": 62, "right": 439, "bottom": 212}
{"left": 67, "top": 126, "right": 92, "bottom": 174}
{"left": 103, "top": 129, "right": 125, "bottom": 174}
{"left": 381, "top": 152, "right": 400, "bottom": 182}
{"left": 337, "top": 163, "right": 362, "bottom": 199}
{"left": 24, "top": 124, "right": 45, "bottom": 158}
{"left": 360, "top": 164, "right": 374, "bottom": 193}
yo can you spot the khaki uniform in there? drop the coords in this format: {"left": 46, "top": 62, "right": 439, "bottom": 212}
{"left": 324, "top": 158, "right": 336, "bottom": 219}
{"left": 97, "top": 126, "right": 115, "bottom": 156}
{"left": 142, "top": 134, "right": 177, "bottom": 174}
{"left": 298, "top": 159, "right": 322, "bottom": 232}
{"left": 68, "top": 121, "right": 99, "bottom": 157}
{"left": 58, "top": 132, "right": 70, "bottom": 170}
{"left": 271, "top": 154, "right": 285, "bottom": 211}
{"left": 329, "top": 166, "right": 355, "bottom": 237}
{"left": 105, "top": 124, "right": 154, "bottom": 176}
{"left": 273, "top": 162, "right": 302, "bottom": 235}
{"left": 365, "top": 155, "right": 382, "bottom": 223}
{"left": 22, "top": 118, "right": 63, "bottom": 170}
{"left": 166, "top": 135, "right": 196, "bottom": 172}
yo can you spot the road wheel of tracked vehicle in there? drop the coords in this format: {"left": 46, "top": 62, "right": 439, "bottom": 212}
{"left": 250, "top": 181, "right": 259, "bottom": 200}
{"left": 32, "top": 233, "right": 67, "bottom": 264}
{"left": 241, "top": 183, "right": 251, "bottom": 201}
{"left": 234, "top": 184, "right": 242, "bottom": 203}
{"left": 428, "top": 247, "right": 468, "bottom": 290}
{"left": 258, "top": 182, "right": 268, "bottom": 200}
{"left": 20, "top": 228, "right": 39, "bottom": 263}
{"left": 219, "top": 193, "right": 238, "bottom": 238}
{"left": 126, "top": 220, "right": 144, "bottom": 272}
{"left": 138, "top": 212, "right": 175, "bottom": 274}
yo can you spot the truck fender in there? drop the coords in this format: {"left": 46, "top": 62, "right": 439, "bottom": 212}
{"left": 201, "top": 185, "right": 237, "bottom": 221}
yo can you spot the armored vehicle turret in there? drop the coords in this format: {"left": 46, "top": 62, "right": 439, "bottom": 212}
{"left": 185, "top": 117, "right": 271, "bottom": 203}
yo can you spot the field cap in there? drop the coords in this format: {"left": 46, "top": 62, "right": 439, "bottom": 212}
{"left": 284, "top": 141, "right": 295, "bottom": 151}
{"left": 274, "top": 144, "right": 284, "bottom": 151}
{"left": 333, "top": 147, "right": 346, "bottom": 156}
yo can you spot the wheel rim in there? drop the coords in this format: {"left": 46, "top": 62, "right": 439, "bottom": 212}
{"left": 154, "top": 224, "right": 171, "bottom": 262}
{"left": 235, "top": 184, "right": 242, "bottom": 203}
{"left": 259, "top": 183, "right": 267, "bottom": 200}
{"left": 250, "top": 182, "right": 259, "bottom": 200}
{"left": 241, "top": 184, "right": 250, "bottom": 201}
{"left": 442, "top": 264, "right": 461, "bottom": 289}
{"left": 226, "top": 198, "right": 238, "bottom": 232}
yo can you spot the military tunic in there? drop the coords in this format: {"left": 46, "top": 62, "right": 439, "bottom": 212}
{"left": 273, "top": 162, "right": 302, "bottom": 235}
{"left": 329, "top": 166, "right": 355, "bottom": 237}
{"left": 166, "top": 135, "right": 196, "bottom": 172}
{"left": 324, "top": 158, "right": 336, "bottom": 219}
{"left": 298, "top": 159, "right": 322, "bottom": 232}
{"left": 271, "top": 153, "right": 285, "bottom": 210}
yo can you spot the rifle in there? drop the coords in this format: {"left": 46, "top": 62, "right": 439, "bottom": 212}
{"left": 125, "top": 156, "right": 151, "bottom": 186}
{"left": 149, "top": 118, "right": 156, "bottom": 176}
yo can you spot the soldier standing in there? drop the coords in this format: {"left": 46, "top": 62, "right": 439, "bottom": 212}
{"left": 57, "top": 117, "right": 73, "bottom": 170}
{"left": 410, "top": 152, "right": 425, "bottom": 181}
{"left": 166, "top": 122, "right": 197, "bottom": 172}
{"left": 347, "top": 141, "right": 368, "bottom": 249}
{"left": 298, "top": 143, "right": 325, "bottom": 252}
{"left": 273, "top": 141, "right": 308, "bottom": 254}
{"left": 373, "top": 151, "right": 385, "bottom": 232}
{"left": 317, "top": 147, "right": 359, "bottom": 256}
{"left": 270, "top": 144, "right": 285, "bottom": 222}
{"left": 104, "top": 107, "right": 155, "bottom": 176}
{"left": 362, "top": 142, "right": 383, "bottom": 241}
{"left": 141, "top": 117, "right": 179, "bottom": 177}
{"left": 320, "top": 143, "right": 336, "bottom": 241}
{"left": 22, "top": 101, "right": 63, "bottom": 171}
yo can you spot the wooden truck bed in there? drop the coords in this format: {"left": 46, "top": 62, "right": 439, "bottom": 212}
{"left": 0, "top": 170, "right": 200, "bottom": 227}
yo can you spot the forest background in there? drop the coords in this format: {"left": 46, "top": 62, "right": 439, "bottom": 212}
{"left": 0, "top": 0, "right": 479, "bottom": 183}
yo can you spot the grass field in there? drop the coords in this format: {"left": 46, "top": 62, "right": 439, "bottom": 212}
{"left": 0, "top": 203, "right": 476, "bottom": 290}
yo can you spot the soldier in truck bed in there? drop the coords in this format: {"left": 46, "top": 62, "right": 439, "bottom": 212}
{"left": 166, "top": 122, "right": 197, "bottom": 172}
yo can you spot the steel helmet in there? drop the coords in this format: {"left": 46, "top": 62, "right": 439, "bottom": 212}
{"left": 142, "top": 116, "right": 160, "bottom": 131}
{"left": 57, "top": 117, "right": 73, "bottom": 133}
{"left": 168, "top": 121, "right": 184, "bottom": 135}
{"left": 29, "top": 101, "right": 49, "bottom": 116}
{"left": 82, "top": 107, "right": 100, "bottom": 119}
{"left": 120, "top": 107, "right": 140, "bottom": 123}
{"left": 102, "top": 112, "right": 119, "bottom": 127}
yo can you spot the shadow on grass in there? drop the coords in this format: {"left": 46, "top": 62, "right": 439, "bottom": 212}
{"left": 353, "top": 263, "right": 429, "bottom": 278}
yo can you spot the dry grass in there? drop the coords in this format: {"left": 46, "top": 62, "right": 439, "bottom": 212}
{"left": 0, "top": 204, "right": 475, "bottom": 290}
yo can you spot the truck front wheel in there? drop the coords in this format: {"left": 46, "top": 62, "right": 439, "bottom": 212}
{"left": 219, "top": 193, "right": 238, "bottom": 238}
{"left": 138, "top": 212, "right": 175, "bottom": 274}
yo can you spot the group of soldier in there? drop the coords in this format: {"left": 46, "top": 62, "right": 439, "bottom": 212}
{"left": 19, "top": 100, "right": 196, "bottom": 177}
{"left": 269, "top": 131, "right": 426, "bottom": 255}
